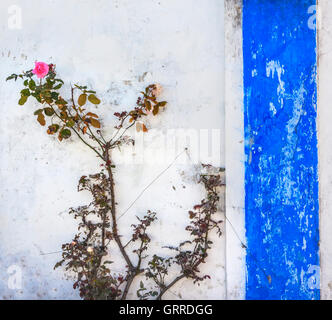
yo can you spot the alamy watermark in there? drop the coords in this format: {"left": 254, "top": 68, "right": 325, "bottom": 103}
{"left": 113, "top": 128, "right": 222, "bottom": 166}
{"left": 308, "top": 4, "right": 322, "bottom": 31}
{"left": 307, "top": 265, "right": 320, "bottom": 290}
{"left": 8, "top": 5, "right": 22, "bottom": 30}
{"left": 7, "top": 264, "right": 22, "bottom": 290}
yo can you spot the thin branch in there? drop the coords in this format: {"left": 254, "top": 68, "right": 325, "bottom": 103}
{"left": 104, "top": 147, "right": 134, "bottom": 270}
{"left": 110, "top": 122, "right": 135, "bottom": 148}
{"left": 70, "top": 86, "right": 105, "bottom": 151}
{"left": 156, "top": 274, "right": 186, "bottom": 300}
{"left": 47, "top": 103, "right": 104, "bottom": 160}
{"left": 109, "top": 114, "right": 130, "bottom": 144}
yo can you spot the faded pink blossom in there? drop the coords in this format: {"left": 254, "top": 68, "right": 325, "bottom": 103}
{"left": 152, "top": 83, "right": 162, "bottom": 97}
{"left": 32, "top": 61, "right": 49, "bottom": 78}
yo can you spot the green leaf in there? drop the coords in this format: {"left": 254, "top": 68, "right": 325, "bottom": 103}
{"left": 152, "top": 105, "right": 159, "bottom": 115}
{"left": 78, "top": 94, "right": 87, "bottom": 106}
{"left": 55, "top": 98, "right": 68, "bottom": 105}
{"left": 145, "top": 100, "right": 151, "bottom": 110}
{"left": 44, "top": 107, "right": 55, "bottom": 116}
{"left": 34, "top": 109, "right": 43, "bottom": 115}
{"left": 37, "top": 113, "right": 46, "bottom": 126}
{"left": 45, "top": 79, "right": 54, "bottom": 89}
{"left": 20, "top": 88, "right": 30, "bottom": 97}
{"left": 89, "top": 118, "right": 101, "bottom": 128}
{"left": 42, "top": 90, "right": 51, "bottom": 98}
{"left": 157, "top": 101, "right": 167, "bottom": 107}
{"left": 88, "top": 94, "right": 101, "bottom": 105}
{"left": 66, "top": 119, "right": 75, "bottom": 127}
{"left": 54, "top": 261, "right": 64, "bottom": 270}
{"left": 48, "top": 124, "right": 60, "bottom": 134}
{"left": 86, "top": 112, "right": 98, "bottom": 118}
{"left": 51, "top": 92, "right": 59, "bottom": 100}
{"left": 6, "top": 74, "right": 18, "bottom": 81}
{"left": 28, "top": 79, "right": 36, "bottom": 90}
{"left": 18, "top": 95, "right": 28, "bottom": 105}
{"left": 24, "top": 79, "right": 29, "bottom": 86}
{"left": 35, "top": 95, "right": 42, "bottom": 103}
{"left": 53, "top": 84, "right": 62, "bottom": 90}
{"left": 60, "top": 128, "right": 71, "bottom": 139}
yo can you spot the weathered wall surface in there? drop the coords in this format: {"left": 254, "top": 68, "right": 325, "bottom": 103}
{"left": 0, "top": 0, "right": 225, "bottom": 299}
{"left": 224, "top": 0, "right": 246, "bottom": 300}
{"left": 225, "top": 0, "right": 322, "bottom": 300}
{"left": 243, "top": 0, "right": 319, "bottom": 300}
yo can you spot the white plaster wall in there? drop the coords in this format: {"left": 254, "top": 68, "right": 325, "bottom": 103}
{"left": 0, "top": 0, "right": 225, "bottom": 299}
{"left": 317, "top": 0, "right": 332, "bottom": 301}
{"left": 224, "top": 0, "right": 246, "bottom": 300}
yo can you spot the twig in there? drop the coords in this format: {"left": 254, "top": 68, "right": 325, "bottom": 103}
{"left": 156, "top": 274, "right": 186, "bottom": 300}
{"left": 47, "top": 102, "right": 104, "bottom": 160}
{"left": 40, "top": 250, "right": 62, "bottom": 256}
{"left": 70, "top": 86, "right": 105, "bottom": 152}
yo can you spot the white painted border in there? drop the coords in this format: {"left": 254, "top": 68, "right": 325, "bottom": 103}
{"left": 224, "top": 0, "right": 246, "bottom": 300}
{"left": 317, "top": 0, "right": 332, "bottom": 300}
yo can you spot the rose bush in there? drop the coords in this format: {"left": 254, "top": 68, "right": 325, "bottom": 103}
{"left": 6, "top": 63, "right": 224, "bottom": 300}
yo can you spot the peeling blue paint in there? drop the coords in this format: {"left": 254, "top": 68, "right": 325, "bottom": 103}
{"left": 243, "top": 0, "right": 319, "bottom": 300}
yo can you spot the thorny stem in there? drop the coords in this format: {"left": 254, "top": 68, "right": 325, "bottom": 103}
{"left": 103, "top": 144, "right": 144, "bottom": 299}
{"left": 122, "top": 235, "right": 146, "bottom": 299}
{"left": 104, "top": 146, "right": 133, "bottom": 269}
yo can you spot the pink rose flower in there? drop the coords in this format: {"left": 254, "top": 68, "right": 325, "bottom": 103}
{"left": 32, "top": 61, "right": 49, "bottom": 78}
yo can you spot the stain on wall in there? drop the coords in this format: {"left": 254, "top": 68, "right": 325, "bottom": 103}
{"left": 243, "top": 0, "right": 319, "bottom": 299}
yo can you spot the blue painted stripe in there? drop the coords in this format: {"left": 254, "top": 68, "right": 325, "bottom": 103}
{"left": 243, "top": 0, "right": 319, "bottom": 300}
